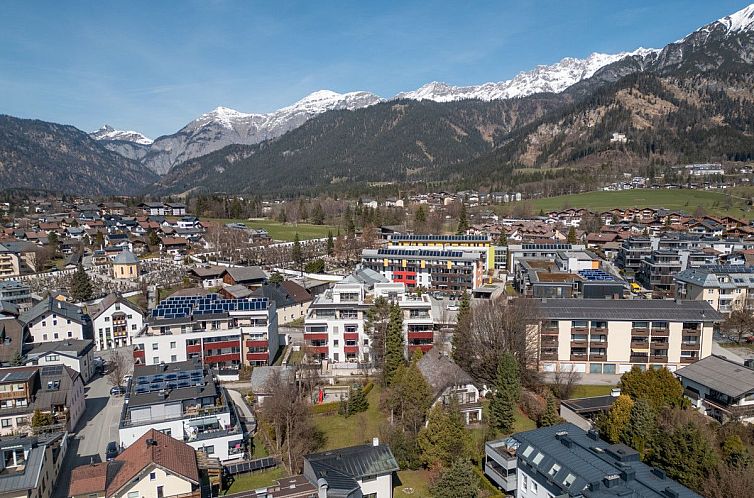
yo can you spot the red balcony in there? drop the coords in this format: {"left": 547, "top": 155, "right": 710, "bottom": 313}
{"left": 343, "top": 332, "right": 359, "bottom": 341}
{"left": 304, "top": 333, "right": 329, "bottom": 342}
{"left": 186, "top": 344, "right": 201, "bottom": 354}
{"left": 246, "top": 352, "right": 269, "bottom": 362}
{"left": 203, "top": 340, "right": 239, "bottom": 351}
{"left": 204, "top": 352, "right": 240, "bottom": 363}
{"left": 344, "top": 346, "right": 359, "bottom": 354}
{"left": 133, "top": 349, "right": 145, "bottom": 361}
{"left": 408, "top": 344, "right": 433, "bottom": 354}
{"left": 408, "top": 331, "right": 434, "bottom": 340}
{"left": 309, "top": 346, "right": 329, "bottom": 355}
{"left": 245, "top": 340, "right": 268, "bottom": 348}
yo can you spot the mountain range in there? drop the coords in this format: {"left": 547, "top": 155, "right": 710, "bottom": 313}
{"left": 1, "top": 4, "right": 753, "bottom": 196}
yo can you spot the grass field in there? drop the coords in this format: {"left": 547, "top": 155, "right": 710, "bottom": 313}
{"left": 225, "top": 467, "right": 287, "bottom": 493}
{"left": 205, "top": 217, "right": 338, "bottom": 241}
{"left": 568, "top": 384, "right": 616, "bottom": 399}
{"left": 313, "top": 384, "right": 385, "bottom": 450}
{"left": 531, "top": 189, "right": 750, "bottom": 217}
{"left": 395, "top": 470, "right": 433, "bottom": 498}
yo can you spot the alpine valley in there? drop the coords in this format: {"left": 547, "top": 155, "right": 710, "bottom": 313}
{"left": 2, "top": 4, "right": 754, "bottom": 196}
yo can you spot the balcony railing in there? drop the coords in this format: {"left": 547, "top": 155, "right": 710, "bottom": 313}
{"left": 650, "top": 355, "right": 669, "bottom": 363}
{"left": 589, "top": 354, "right": 606, "bottom": 361}
{"left": 680, "top": 356, "right": 698, "bottom": 364}
{"left": 630, "top": 341, "right": 650, "bottom": 349}
{"left": 681, "top": 342, "right": 700, "bottom": 351}
{"left": 569, "top": 353, "right": 588, "bottom": 361}
{"left": 630, "top": 328, "right": 649, "bottom": 336}
{"left": 541, "top": 352, "right": 558, "bottom": 360}
{"left": 650, "top": 328, "right": 669, "bottom": 336}
{"left": 630, "top": 355, "right": 649, "bottom": 363}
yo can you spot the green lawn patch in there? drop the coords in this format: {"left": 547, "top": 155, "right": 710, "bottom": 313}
{"left": 394, "top": 469, "right": 433, "bottom": 498}
{"left": 530, "top": 188, "right": 749, "bottom": 218}
{"left": 206, "top": 218, "right": 338, "bottom": 241}
{"left": 313, "top": 384, "right": 385, "bottom": 450}
{"left": 514, "top": 406, "right": 537, "bottom": 432}
{"left": 225, "top": 467, "right": 286, "bottom": 493}
{"left": 568, "top": 384, "right": 615, "bottom": 399}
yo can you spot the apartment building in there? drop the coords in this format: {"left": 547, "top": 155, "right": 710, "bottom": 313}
{"left": 118, "top": 360, "right": 244, "bottom": 462}
{"left": 485, "top": 423, "right": 701, "bottom": 498}
{"left": 507, "top": 243, "right": 586, "bottom": 272}
{"left": 675, "top": 265, "right": 754, "bottom": 314}
{"left": 638, "top": 250, "right": 683, "bottom": 297}
{"left": 133, "top": 294, "right": 278, "bottom": 369}
{"left": 536, "top": 299, "right": 721, "bottom": 375}
{"left": 19, "top": 297, "right": 93, "bottom": 344}
{"left": 69, "top": 429, "right": 201, "bottom": 498}
{"left": 88, "top": 293, "right": 145, "bottom": 351}
{"left": 0, "top": 281, "right": 32, "bottom": 312}
{"left": 616, "top": 237, "right": 652, "bottom": 275}
{"left": 676, "top": 355, "right": 754, "bottom": 424}
{"left": 304, "top": 280, "right": 434, "bottom": 363}
{"left": 0, "top": 365, "right": 85, "bottom": 436}
{"left": 0, "top": 244, "right": 20, "bottom": 279}
{"left": 388, "top": 234, "right": 497, "bottom": 270}
{"left": 361, "top": 247, "right": 485, "bottom": 292}
{"left": 0, "top": 432, "right": 67, "bottom": 498}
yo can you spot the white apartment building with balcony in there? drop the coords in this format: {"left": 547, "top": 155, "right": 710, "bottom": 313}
{"left": 88, "top": 293, "right": 145, "bottom": 351}
{"left": 675, "top": 265, "right": 754, "bottom": 315}
{"left": 118, "top": 360, "right": 244, "bottom": 462}
{"left": 536, "top": 299, "right": 721, "bottom": 376}
{"left": 304, "top": 278, "right": 434, "bottom": 364}
{"left": 133, "top": 294, "right": 278, "bottom": 369}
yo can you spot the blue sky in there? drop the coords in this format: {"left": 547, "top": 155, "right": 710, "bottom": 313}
{"left": 0, "top": 0, "right": 750, "bottom": 138}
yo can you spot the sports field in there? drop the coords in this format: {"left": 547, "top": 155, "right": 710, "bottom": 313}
{"left": 206, "top": 218, "right": 338, "bottom": 241}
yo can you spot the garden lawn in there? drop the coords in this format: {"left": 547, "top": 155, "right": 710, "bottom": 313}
{"left": 205, "top": 218, "right": 338, "bottom": 241}
{"left": 313, "top": 384, "right": 385, "bottom": 450}
{"left": 225, "top": 467, "right": 287, "bottom": 493}
{"left": 568, "top": 384, "right": 616, "bottom": 399}
{"left": 394, "top": 470, "right": 433, "bottom": 498}
{"left": 530, "top": 189, "right": 749, "bottom": 218}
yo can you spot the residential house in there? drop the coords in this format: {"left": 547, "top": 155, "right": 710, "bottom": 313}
{"left": 19, "top": 297, "right": 93, "bottom": 344}
{"left": 24, "top": 339, "right": 96, "bottom": 384}
{"left": 675, "top": 265, "right": 754, "bottom": 314}
{"left": 302, "top": 440, "right": 399, "bottom": 498}
{"left": 139, "top": 202, "right": 166, "bottom": 217}
{"left": 251, "top": 281, "right": 313, "bottom": 325}
{"left": 160, "top": 237, "right": 188, "bottom": 256}
{"left": 188, "top": 266, "right": 226, "bottom": 289}
{"left": 68, "top": 429, "right": 201, "bottom": 498}
{"left": 676, "top": 354, "right": 754, "bottom": 424}
{"left": 0, "top": 432, "right": 67, "bottom": 498}
{"left": 416, "top": 349, "right": 482, "bottom": 424}
{"left": 165, "top": 202, "right": 188, "bottom": 216}
{"left": 88, "top": 294, "right": 145, "bottom": 351}
{"left": 221, "top": 266, "right": 268, "bottom": 288}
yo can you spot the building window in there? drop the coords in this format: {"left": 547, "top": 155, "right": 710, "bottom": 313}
{"left": 521, "top": 474, "right": 528, "bottom": 493}
{"left": 53, "top": 333, "right": 59, "bottom": 339}
{"left": 153, "top": 357, "right": 159, "bottom": 364}
{"left": 161, "top": 428, "right": 172, "bottom": 436}
{"left": 150, "top": 471, "right": 156, "bottom": 481}
{"left": 105, "top": 317, "right": 110, "bottom": 322}
{"left": 205, "top": 445, "right": 214, "bottom": 455}
{"left": 16, "top": 417, "right": 26, "bottom": 425}
{"left": 128, "top": 492, "right": 139, "bottom": 498}
{"left": 43, "top": 334, "right": 47, "bottom": 341}
{"left": 132, "top": 324, "right": 137, "bottom": 330}
{"left": 1, "top": 419, "right": 11, "bottom": 428}
{"left": 170, "top": 342, "right": 176, "bottom": 349}
{"left": 548, "top": 463, "right": 561, "bottom": 476}
{"left": 68, "top": 331, "right": 73, "bottom": 338}
{"left": 47, "top": 355, "right": 59, "bottom": 362}
{"left": 530, "top": 481, "right": 538, "bottom": 493}
{"left": 171, "top": 355, "right": 177, "bottom": 362}
{"left": 152, "top": 343, "right": 159, "bottom": 350}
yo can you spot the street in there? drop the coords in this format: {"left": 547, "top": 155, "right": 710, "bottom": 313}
{"left": 53, "top": 354, "right": 126, "bottom": 498}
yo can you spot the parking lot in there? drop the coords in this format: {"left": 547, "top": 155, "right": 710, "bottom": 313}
{"left": 53, "top": 352, "right": 128, "bottom": 498}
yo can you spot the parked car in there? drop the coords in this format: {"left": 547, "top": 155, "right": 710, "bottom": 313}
{"left": 446, "top": 304, "right": 459, "bottom": 311}
{"left": 106, "top": 441, "right": 118, "bottom": 461}
{"left": 110, "top": 386, "right": 126, "bottom": 396}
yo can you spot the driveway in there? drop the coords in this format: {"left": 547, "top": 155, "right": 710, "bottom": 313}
{"left": 53, "top": 355, "right": 127, "bottom": 498}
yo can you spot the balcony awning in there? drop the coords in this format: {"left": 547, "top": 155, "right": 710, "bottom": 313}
{"left": 188, "top": 416, "right": 219, "bottom": 427}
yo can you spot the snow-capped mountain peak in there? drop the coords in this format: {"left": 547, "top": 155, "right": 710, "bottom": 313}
{"left": 395, "top": 48, "right": 659, "bottom": 102}
{"left": 90, "top": 125, "right": 153, "bottom": 145}
{"left": 717, "top": 3, "right": 754, "bottom": 33}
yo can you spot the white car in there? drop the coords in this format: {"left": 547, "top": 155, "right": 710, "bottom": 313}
{"left": 446, "top": 304, "right": 459, "bottom": 311}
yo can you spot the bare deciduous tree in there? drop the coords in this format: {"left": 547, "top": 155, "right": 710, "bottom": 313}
{"left": 259, "top": 370, "right": 321, "bottom": 473}
{"left": 551, "top": 368, "right": 582, "bottom": 400}
{"left": 107, "top": 350, "right": 131, "bottom": 388}
{"left": 454, "top": 297, "right": 541, "bottom": 387}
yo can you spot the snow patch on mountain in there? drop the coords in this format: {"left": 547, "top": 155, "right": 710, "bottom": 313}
{"left": 717, "top": 3, "right": 754, "bottom": 33}
{"left": 90, "top": 125, "right": 153, "bottom": 145}
{"left": 396, "top": 48, "right": 659, "bottom": 102}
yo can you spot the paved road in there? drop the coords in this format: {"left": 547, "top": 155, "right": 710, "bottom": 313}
{"left": 53, "top": 354, "right": 128, "bottom": 498}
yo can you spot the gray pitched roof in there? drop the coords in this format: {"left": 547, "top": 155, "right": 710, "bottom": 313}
{"left": 675, "top": 355, "right": 754, "bottom": 399}
{"left": 19, "top": 296, "right": 89, "bottom": 326}
{"left": 26, "top": 339, "right": 95, "bottom": 359}
{"left": 305, "top": 443, "right": 399, "bottom": 495}
{"left": 0, "top": 432, "right": 64, "bottom": 494}
{"left": 536, "top": 298, "right": 722, "bottom": 322}
{"left": 416, "top": 349, "right": 476, "bottom": 398}
{"left": 113, "top": 250, "right": 138, "bottom": 265}
{"left": 513, "top": 423, "right": 701, "bottom": 498}
{"left": 223, "top": 266, "right": 267, "bottom": 283}
{"left": 342, "top": 266, "right": 387, "bottom": 287}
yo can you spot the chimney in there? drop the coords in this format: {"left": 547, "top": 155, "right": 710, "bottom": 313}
{"left": 372, "top": 437, "right": 379, "bottom": 447}
{"left": 317, "top": 478, "right": 328, "bottom": 498}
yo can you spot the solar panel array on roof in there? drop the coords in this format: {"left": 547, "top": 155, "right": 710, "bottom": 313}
{"left": 521, "top": 243, "right": 573, "bottom": 250}
{"left": 578, "top": 269, "right": 618, "bottom": 282}
{"left": 702, "top": 265, "right": 754, "bottom": 274}
{"left": 376, "top": 248, "right": 465, "bottom": 259}
{"left": 151, "top": 294, "right": 269, "bottom": 319}
{"left": 392, "top": 234, "right": 488, "bottom": 242}
{"left": 132, "top": 367, "right": 205, "bottom": 394}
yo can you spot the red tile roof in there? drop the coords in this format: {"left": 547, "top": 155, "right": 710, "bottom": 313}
{"left": 69, "top": 462, "right": 108, "bottom": 496}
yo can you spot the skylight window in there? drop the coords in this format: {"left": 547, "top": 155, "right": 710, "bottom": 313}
{"left": 533, "top": 452, "right": 545, "bottom": 465}
{"left": 522, "top": 446, "right": 534, "bottom": 458}
{"left": 548, "top": 463, "right": 561, "bottom": 476}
